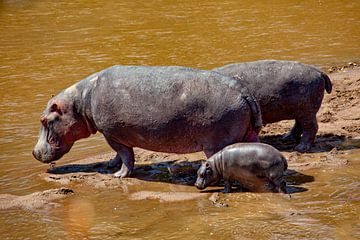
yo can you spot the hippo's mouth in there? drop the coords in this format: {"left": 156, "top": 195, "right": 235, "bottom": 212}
{"left": 46, "top": 128, "right": 62, "bottom": 149}
{"left": 195, "top": 178, "right": 206, "bottom": 190}
{"left": 33, "top": 126, "right": 73, "bottom": 163}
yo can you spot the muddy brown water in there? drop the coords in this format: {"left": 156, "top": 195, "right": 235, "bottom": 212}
{"left": 0, "top": 1, "right": 359, "bottom": 239}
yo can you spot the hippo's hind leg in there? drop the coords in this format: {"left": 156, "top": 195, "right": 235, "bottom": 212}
{"left": 294, "top": 116, "right": 318, "bottom": 152}
{"left": 105, "top": 137, "right": 135, "bottom": 178}
{"left": 107, "top": 153, "right": 122, "bottom": 168}
{"left": 282, "top": 120, "right": 302, "bottom": 142}
{"left": 270, "top": 177, "right": 287, "bottom": 193}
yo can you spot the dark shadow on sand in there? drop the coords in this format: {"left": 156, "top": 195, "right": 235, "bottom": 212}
{"left": 198, "top": 185, "right": 308, "bottom": 194}
{"left": 47, "top": 157, "right": 313, "bottom": 194}
{"left": 196, "top": 169, "right": 313, "bottom": 194}
{"left": 47, "top": 161, "right": 116, "bottom": 175}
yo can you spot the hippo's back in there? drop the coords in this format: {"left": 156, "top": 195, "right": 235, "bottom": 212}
{"left": 214, "top": 60, "right": 327, "bottom": 123}
{"left": 89, "top": 66, "right": 252, "bottom": 152}
{"left": 92, "top": 66, "right": 243, "bottom": 125}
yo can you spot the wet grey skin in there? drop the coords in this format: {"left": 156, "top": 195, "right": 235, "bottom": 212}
{"left": 213, "top": 60, "right": 332, "bottom": 152}
{"left": 33, "top": 66, "right": 262, "bottom": 178}
{"left": 195, "top": 143, "right": 288, "bottom": 193}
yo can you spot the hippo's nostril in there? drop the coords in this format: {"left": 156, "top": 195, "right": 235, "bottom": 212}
{"left": 40, "top": 116, "right": 47, "bottom": 126}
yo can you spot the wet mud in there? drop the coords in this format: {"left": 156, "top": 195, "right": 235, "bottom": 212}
{"left": 0, "top": 188, "right": 74, "bottom": 210}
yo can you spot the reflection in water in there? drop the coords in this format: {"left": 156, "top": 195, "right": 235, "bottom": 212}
{"left": 63, "top": 198, "right": 95, "bottom": 239}
{"left": 0, "top": 0, "right": 359, "bottom": 239}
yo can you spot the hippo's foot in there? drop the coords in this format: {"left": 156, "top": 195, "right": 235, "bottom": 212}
{"left": 294, "top": 142, "right": 312, "bottom": 153}
{"left": 113, "top": 157, "right": 134, "bottom": 178}
{"left": 114, "top": 165, "right": 133, "bottom": 178}
{"left": 279, "top": 181, "right": 287, "bottom": 194}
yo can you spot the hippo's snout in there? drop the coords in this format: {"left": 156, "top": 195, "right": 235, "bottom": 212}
{"left": 195, "top": 178, "right": 206, "bottom": 190}
{"left": 32, "top": 148, "right": 54, "bottom": 163}
{"left": 195, "top": 184, "right": 205, "bottom": 190}
{"left": 32, "top": 144, "right": 69, "bottom": 163}
{"left": 32, "top": 149, "right": 41, "bottom": 161}
{"left": 32, "top": 146, "right": 56, "bottom": 163}
{"left": 32, "top": 126, "right": 73, "bottom": 163}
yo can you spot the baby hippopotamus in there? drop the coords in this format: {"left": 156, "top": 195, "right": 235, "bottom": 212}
{"left": 195, "top": 143, "right": 287, "bottom": 193}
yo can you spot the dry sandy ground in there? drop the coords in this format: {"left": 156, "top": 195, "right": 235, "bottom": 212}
{"left": 2, "top": 63, "right": 359, "bottom": 208}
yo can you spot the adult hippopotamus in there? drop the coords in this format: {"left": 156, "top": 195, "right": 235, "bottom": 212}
{"left": 33, "top": 66, "right": 262, "bottom": 178}
{"left": 213, "top": 60, "right": 332, "bottom": 152}
{"left": 195, "top": 143, "right": 287, "bottom": 193}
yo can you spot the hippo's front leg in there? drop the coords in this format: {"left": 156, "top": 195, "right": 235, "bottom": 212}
{"left": 105, "top": 137, "right": 135, "bottom": 178}
{"left": 114, "top": 147, "right": 134, "bottom": 178}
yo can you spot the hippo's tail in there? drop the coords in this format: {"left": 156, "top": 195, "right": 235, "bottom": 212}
{"left": 283, "top": 157, "right": 288, "bottom": 171}
{"left": 322, "top": 72, "right": 332, "bottom": 94}
{"left": 244, "top": 94, "right": 263, "bottom": 134}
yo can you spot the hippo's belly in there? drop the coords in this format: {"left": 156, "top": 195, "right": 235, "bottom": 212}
{"left": 98, "top": 105, "right": 250, "bottom": 154}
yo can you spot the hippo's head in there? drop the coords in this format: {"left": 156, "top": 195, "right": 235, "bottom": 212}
{"left": 32, "top": 96, "right": 92, "bottom": 163}
{"left": 195, "top": 161, "right": 220, "bottom": 190}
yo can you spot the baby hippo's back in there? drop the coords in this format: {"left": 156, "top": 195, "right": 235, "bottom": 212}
{"left": 222, "top": 143, "right": 286, "bottom": 171}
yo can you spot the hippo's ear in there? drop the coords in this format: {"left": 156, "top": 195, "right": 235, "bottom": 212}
{"left": 50, "top": 103, "right": 58, "bottom": 112}
{"left": 49, "top": 102, "right": 62, "bottom": 115}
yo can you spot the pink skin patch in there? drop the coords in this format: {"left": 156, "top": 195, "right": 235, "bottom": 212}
{"left": 245, "top": 130, "right": 259, "bottom": 142}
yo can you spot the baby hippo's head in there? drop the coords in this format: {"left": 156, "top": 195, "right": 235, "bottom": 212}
{"left": 195, "top": 161, "right": 220, "bottom": 190}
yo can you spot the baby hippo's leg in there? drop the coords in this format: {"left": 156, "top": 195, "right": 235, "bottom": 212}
{"left": 279, "top": 180, "right": 287, "bottom": 194}
{"left": 223, "top": 179, "right": 233, "bottom": 193}
{"left": 267, "top": 177, "right": 287, "bottom": 193}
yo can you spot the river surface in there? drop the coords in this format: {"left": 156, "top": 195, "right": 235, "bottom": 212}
{"left": 0, "top": 0, "right": 359, "bottom": 239}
